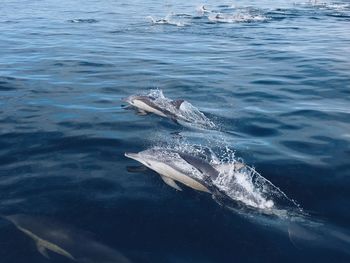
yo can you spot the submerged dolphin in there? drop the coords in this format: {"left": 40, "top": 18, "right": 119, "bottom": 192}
{"left": 125, "top": 148, "right": 244, "bottom": 193}
{"left": 3, "top": 214, "right": 131, "bottom": 263}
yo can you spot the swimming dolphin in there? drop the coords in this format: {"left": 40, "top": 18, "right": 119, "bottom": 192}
{"left": 123, "top": 91, "right": 215, "bottom": 129}
{"left": 146, "top": 16, "right": 168, "bottom": 24}
{"left": 124, "top": 148, "right": 277, "bottom": 210}
{"left": 207, "top": 13, "right": 227, "bottom": 22}
{"left": 125, "top": 149, "right": 212, "bottom": 192}
{"left": 123, "top": 94, "right": 184, "bottom": 119}
{"left": 3, "top": 214, "right": 131, "bottom": 263}
{"left": 146, "top": 16, "right": 185, "bottom": 27}
{"left": 198, "top": 5, "right": 211, "bottom": 14}
{"left": 125, "top": 148, "right": 244, "bottom": 193}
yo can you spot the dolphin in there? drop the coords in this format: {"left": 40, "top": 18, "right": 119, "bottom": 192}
{"left": 123, "top": 94, "right": 184, "bottom": 120}
{"left": 198, "top": 5, "right": 211, "bottom": 14}
{"left": 124, "top": 148, "right": 276, "bottom": 210}
{"left": 146, "top": 16, "right": 168, "bottom": 24}
{"left": 288, "top": 221, "right": 350, "bottom": 256}
{"left": 146, "top": 16, "right": 185, "bottom": 27}
{"left": 3, "top": 214, "right": 131, "bottom": 263}
{"left": 123, "top": 92, "right": 215, "bottom": 129}
{"left": 125, "top": 149, "right": 213, "bottom": 192}
{"left": 125, "top": 148, "right": 244, "bottom": 193}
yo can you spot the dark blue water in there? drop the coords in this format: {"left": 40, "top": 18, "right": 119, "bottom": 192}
{"left": 1, "top": 0, "right": 350, "bottom": 262}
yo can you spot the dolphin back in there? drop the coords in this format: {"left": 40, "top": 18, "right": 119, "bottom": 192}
{"left": 178, "top": 153, "right": 219, "bottom": 180}
{"left": 170, "top": 99, "right": 185, "bottom": 109}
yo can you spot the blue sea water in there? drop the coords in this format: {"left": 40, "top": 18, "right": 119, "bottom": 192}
{"left": 1, "top": 0, "right": 350, "bottom": 262}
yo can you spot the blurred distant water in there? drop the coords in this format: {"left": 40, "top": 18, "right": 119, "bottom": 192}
{"left": 1, "top": 0, "right": 350, "bottom": 262}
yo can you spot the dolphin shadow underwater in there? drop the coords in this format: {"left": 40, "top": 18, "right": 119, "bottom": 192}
{"left": 2, "top": 214, "right": 132, "bottom": 263}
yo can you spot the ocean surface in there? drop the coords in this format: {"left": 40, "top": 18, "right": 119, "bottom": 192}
{"left": 1, "top": 0, "right": 350, "bottom": 262}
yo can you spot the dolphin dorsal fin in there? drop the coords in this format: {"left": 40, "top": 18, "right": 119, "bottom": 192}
{"left": 179, "top": 153, "right": 219, "bottom": 179}
{"left": 171, "top": 100, "right": 185, "bottom": 109}
{"left": 160, "top": 176, "right": 183, "bottom": 191}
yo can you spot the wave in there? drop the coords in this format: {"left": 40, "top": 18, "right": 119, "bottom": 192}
{"left": 195, "top": 4, "right": 269, "bottom": 23}
{"left": 194, "top": 2, "right": 350, "bottom": 24}
{"left": 208, "top": 13, "right": 268, "bottom": 23}
{"left": 297, "top": 1, "right": 350, "bottom": 11}
{"left": 147, "top": 5, "right": 269, "bottom": 27}
{"left": 293, "top": 1, "right": 350, "bottom": 19}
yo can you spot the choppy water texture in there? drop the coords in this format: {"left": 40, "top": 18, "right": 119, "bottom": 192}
{"left": 1, "top": 0, "right": 350, "bottom": 262}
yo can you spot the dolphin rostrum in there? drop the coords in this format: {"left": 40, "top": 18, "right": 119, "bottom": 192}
{"left": 3, "top": 214, "right": 131, "bottom": 263}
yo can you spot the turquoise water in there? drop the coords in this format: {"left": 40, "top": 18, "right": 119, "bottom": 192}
{"left": 1, "top": 0, "right": 350, "bottom": 262}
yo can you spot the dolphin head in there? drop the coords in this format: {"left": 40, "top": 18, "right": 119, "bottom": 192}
{"left": 122, "top": 95, "right": 137, "bottom": 106}
{"left": 125, "top": 151, "right": 157, "bottom": 169}
{"left": 122, "top": 95, "right": 153, "bottom": 107}
{"left": 3, "top": 214, "right": 33, "bottom": 230}
{"left": 125, "top": 148, "right": 214, "bottom": 193}
{"left": 125, "top": 148, "right": 180, "bottom": 170}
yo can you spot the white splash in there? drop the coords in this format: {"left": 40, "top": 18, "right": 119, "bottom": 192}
{"left": 146, "top": 89, "right": 216, "bottom": 129}
{"left": 297, "top": 1, "right": 350, "bottom": 11}
{"left": 208, "top": 12, "right": 268, "bottom": 23}
{"left": 152, "top": 143, "right": 300, "bottom": 213}
{"left": 211, "top": 148, "right": 301, "bottom": 212}
{"left": 213, "top": 165, "right": 274, "bottom": 209}
{"left": 146, "top": 15, "right": 187, "bottom": 27}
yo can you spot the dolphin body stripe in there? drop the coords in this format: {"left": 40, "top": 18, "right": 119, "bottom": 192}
{"left": 137, "top": 96, "right": 185, "bottom": 120}
{"left": 178, "top": 153, "right": 220, "bottom": 180}
{"left": 176, "top": 153, "right": 234, "bottom": 199}
{"left": 178, "top": 155, "right": 265, "bottom": 206}
{"left": 125, "top": 151, "right": 211, "bottom": 193}
{"left": 125, "top": 149, "right": 271, "bottom": 209}
{"left": 124, "top": 95, "right": 190, "bottom": 124}
{"left": 132, "top": 96, "right": 167, "bottom": 117}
